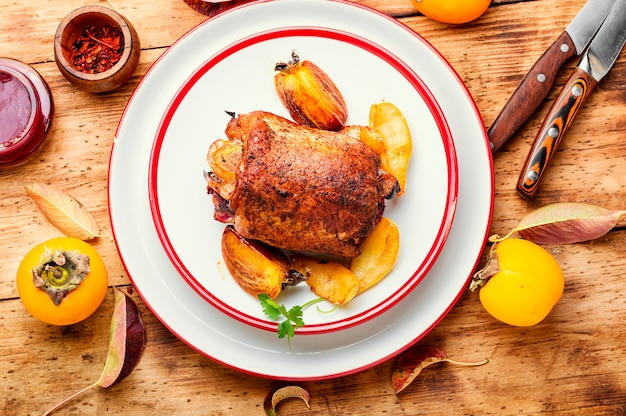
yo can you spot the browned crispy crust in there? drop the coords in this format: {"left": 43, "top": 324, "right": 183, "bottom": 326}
{"left": 222, "top": 111, "right": 397, "bottom": 258}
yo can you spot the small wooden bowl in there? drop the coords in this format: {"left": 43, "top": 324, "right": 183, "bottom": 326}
{"left": 54, "top": 5, "right": 140, "bottom": 93}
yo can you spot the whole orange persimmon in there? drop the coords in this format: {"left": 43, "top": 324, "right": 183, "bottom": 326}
{"left": 472, "top": 238, "right": 564, "bottom": 326}
{"left": 411, "top": 0, "right": 491, "bottom": 24}
{"left": 16, "top": 237, "right": 108, "bottom": 325}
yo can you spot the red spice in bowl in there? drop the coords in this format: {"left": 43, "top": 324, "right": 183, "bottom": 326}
{"left": 71, "top": 24, "right": 123, "bottom": 74}
{"left": 54, "top": 5, "right": 140, "bottom": 93}
{"left": 0, "top": 58, "right": 53, "bottom": 167}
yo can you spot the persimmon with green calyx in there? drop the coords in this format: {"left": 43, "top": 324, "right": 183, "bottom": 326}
{"left": 16, "top": 237, "right": 108, "bottom": 326}
{"left": 470, "top": 238, "right": 564, "bottom": 327}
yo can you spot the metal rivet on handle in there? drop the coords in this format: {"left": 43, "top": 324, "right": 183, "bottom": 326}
{"left": 548, "top": 127, "right": 559, "bottom": 138}
{"left": 527, "top": 170, "right": 539, "bottom": 181}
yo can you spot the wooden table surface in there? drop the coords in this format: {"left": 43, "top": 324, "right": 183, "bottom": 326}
{"left": 1, "top": 0, "right": 625, "bottom": 414}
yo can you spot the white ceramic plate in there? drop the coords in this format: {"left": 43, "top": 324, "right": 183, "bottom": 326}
{"left": 147, "top": 24, "right": 458, "bottom": 333}
{"left": 109, "top": 0, "right": 493, "bottom": 380}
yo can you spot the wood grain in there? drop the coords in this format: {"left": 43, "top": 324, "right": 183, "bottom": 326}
{"left": 1, "top": 0, "right": 624, "bottom": 415}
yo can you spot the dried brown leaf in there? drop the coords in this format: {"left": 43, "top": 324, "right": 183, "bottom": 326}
{"left": 26, "top": 183, "right": 103, "bottom": 240}
{"left": 391, "top": 345, "right": 488, "bottom": 394}
{"left": 490, "top": 202, "right": 625, "bottom": 244}
{"left": 264, "top": 385, "right": 310, "bottom": 416}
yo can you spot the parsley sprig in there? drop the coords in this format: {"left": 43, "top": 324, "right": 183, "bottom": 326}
{"left": 258, "top": 294, "right": 325, "bottom": 347}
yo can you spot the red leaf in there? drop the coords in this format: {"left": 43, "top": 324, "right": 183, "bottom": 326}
{"left": 392, "top": 346, "right": 448, "bottom": 394}
{"left": 43, "top": 288, "right": 145, "bottom": 415}
{"left": 491, "top": 203, "right": 625, "bottom": 244}
{"left": 97, "top": 287, "right": 145, "bottom": 387}
{"left": 183, "top": 0, "right": 256, "bottom": 17}
{"left": 391, "top": 345, "right": 488, "bottom": 394}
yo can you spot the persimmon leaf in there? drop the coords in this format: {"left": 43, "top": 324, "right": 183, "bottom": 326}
{"left": 490, "top": 203, "right": 625, "bottom": 244}
{"left": 97, "top": 287, "right": 146, "bottom": 387}
{"left": 42, "top": 288, "right": 145, "bottom": 415}
{"left": 263, "top": 385, "right": 310, "bottom": 416}
{"left": 391, "top": 345, "right": 488, "bottom": 394}
{"left": 183, "top": 0, "right": 254, "bottom": 17}
{"left": 26, "top": 183, "right": 103, "bottom": 240}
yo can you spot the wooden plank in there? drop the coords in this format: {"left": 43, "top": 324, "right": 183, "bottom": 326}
{"left": 1, "top": 0, "right": 624, "bottom": 414}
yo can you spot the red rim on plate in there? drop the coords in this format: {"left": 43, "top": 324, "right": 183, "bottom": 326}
{"left": 109, "top": 0, "right": 493, "bottom": 380}
{"left": 147, "top": 27, "right": 458, "bottom": 334}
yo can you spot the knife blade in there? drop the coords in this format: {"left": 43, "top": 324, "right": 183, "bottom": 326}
{"left": 516, "top": 0, "right": 626, "bottom": 200}
{"left": 488, "top": 0, "right": 616, "bottom": 153}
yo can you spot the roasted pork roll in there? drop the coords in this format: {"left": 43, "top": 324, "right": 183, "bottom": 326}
{"left": 207, "top": 111, "right": 399, "bottom": 258}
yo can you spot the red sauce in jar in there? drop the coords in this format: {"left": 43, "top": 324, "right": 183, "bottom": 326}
{"left": 0, "top": 58, "right": 53, "bottom": 167}
{"left": 0, "top": 70, "right": 34, "bottom": 143}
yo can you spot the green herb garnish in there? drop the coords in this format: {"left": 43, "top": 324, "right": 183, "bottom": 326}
{"left": 259, "top": 294, "right": 325, "bottom": 347}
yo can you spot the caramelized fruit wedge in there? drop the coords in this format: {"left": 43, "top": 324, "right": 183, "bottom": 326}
{"left": 205, "top": 171, "right": 236, "bottom": 201}
{"left": 274, "top": 52, "right": 348, "bottom": 131}
{"left": 292, "top": 255, "right": 359, "bottom": 305}
{"left": 207, "top": 138, "right": 243, "bottom": 181}
{"left": 206, "top": 139, "right": 242, "bottom": 200}
{"left": 341, "top": 125, "right": 385, "bottom": 155}
{"left": 350, "top": 217, "right": 400, "bottom": 294}
{"left": 369, "top": 102, "right": 413, "bottom": 196}
{"left": 221, "top": 226, "right": 305, "bottom": 299}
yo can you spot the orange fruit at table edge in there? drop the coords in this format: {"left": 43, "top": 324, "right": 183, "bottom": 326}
{"left": 16, "top": 237, "right": 108, "bottom": 326}
{"left": 476, "top": 238, "right": 564, "bottom": 327}
{"left": 410, "top": 0, "right": 492, "bottom": 24}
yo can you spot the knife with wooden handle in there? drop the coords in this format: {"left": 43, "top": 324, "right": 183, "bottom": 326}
{"left": 488, "top": 0, "right": 616, "bottom": 153}
{"left": 517, "top": 0, "right": 626, "bottom": 200}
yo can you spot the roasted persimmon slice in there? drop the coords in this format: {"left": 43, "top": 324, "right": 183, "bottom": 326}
{"left": 369, "top": 102, "right": 412, "bottom": 196}
{"left": 292, "top": 255, "right": 359, "bottom": 305}
{"left": 206, "top": 138, "right": 243, "bottom": 181}
{"left": 350, "top": 217, "right": 400, "bottom": 294}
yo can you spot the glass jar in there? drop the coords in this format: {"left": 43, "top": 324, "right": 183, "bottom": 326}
{"left": 0, "top": 58, "right": 53, "bottom": 167}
